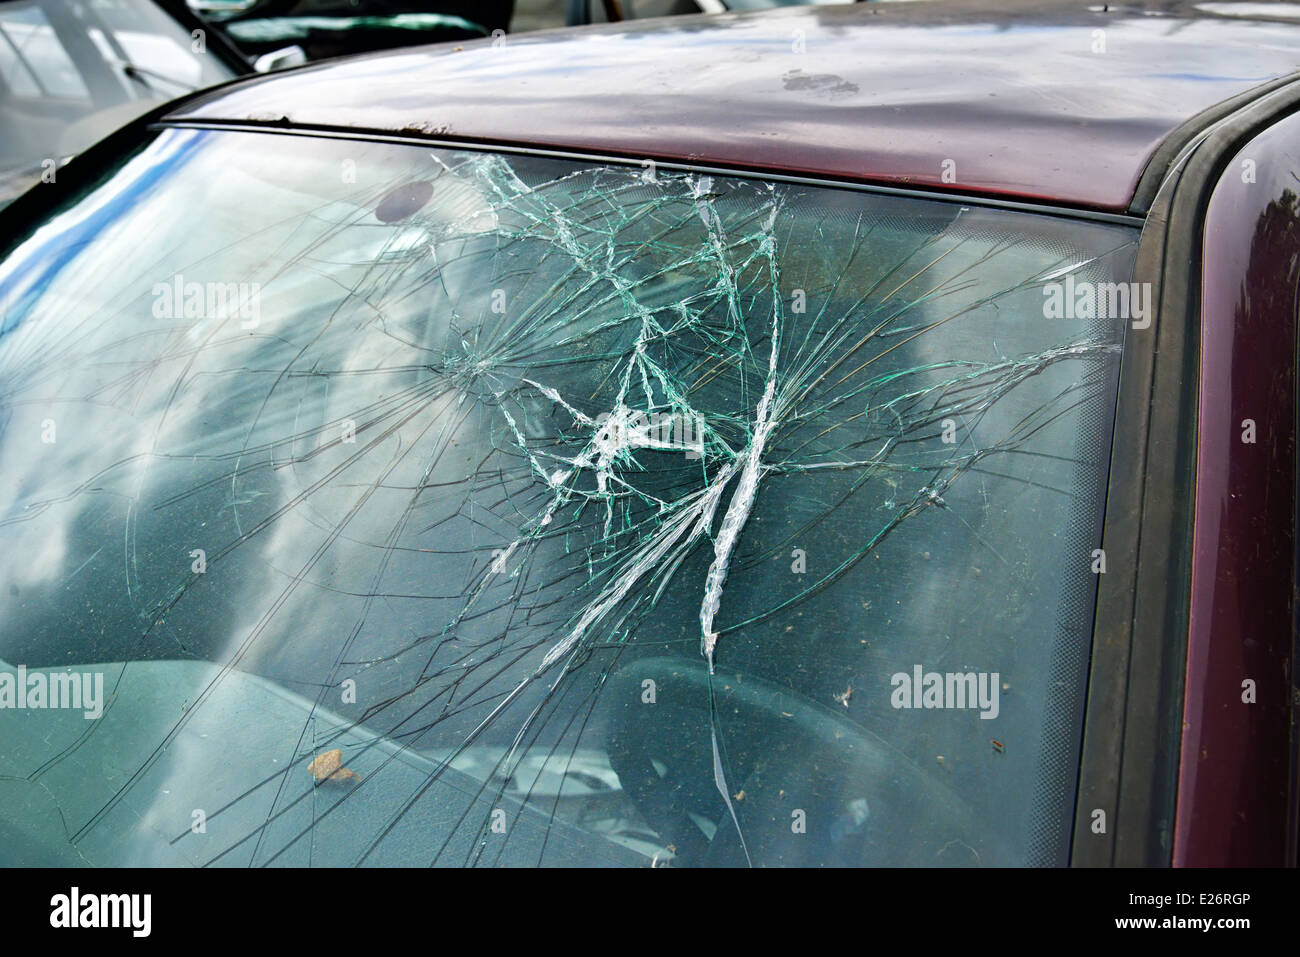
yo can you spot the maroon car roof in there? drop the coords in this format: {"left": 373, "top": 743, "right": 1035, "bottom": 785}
{"left": 164, "top": 0, "right": 1300, "bottom": 212}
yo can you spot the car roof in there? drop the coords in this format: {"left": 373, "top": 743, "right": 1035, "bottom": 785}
{"left": 163, "top": 0, "right": 1300, "bottom": 213}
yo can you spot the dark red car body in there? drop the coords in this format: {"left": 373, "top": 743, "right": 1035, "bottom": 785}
{"left": 167, "top": 0, "right": 1300, "bottom": 213}
{"left": 5, "top": 0, "right": 1300, "bottom": 866}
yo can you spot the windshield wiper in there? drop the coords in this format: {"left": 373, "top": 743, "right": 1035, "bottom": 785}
{"left": 114, "top": 59, "right": 198, "bottom": 94}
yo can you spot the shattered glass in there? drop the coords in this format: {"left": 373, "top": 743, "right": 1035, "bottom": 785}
{"left": 0, "top": 128, "right": 1136, "bottom": 866}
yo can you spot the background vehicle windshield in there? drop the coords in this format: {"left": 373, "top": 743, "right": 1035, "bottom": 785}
{"left": 0, "top": 128, "right": 1136, "bottom": 866}
{"left": 0, "top": 0, "right": 236, "bottom": 205}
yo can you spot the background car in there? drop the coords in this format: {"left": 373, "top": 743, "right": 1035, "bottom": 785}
{"left": 0, "top": 0, "right": 1297, "bottom": 867}
{"left": 0, "top": 0, "right": 256, "bottom": 208}
{"left": 565, "top": 0, "right": 854, "bottom": 26}
{"left": 186, "top": 0, "right": 513, "bottom": 61}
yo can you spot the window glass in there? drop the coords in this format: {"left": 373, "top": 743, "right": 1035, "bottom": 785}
{"left": 0, "top": 128, "right": 1137, "bottom": 866}
{"left": 0, "top": 4, "right": 89, "bottom": 99}
{"left": 0, "top": 0, "right": 236, "bottom": 206}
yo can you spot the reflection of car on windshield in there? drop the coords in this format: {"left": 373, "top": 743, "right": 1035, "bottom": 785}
{"left": 185, "top": 0, "right": 513, "bottom": 61}
{"left": 0, "top": 0, "right": 246, "bottom": 208}
{"left": 0, "top": 0, "right": 1298, "bottom": 868}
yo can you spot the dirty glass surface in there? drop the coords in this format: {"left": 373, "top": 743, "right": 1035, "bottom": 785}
{"left": 0, "top": 128, "right": 1136, "bottom": 866}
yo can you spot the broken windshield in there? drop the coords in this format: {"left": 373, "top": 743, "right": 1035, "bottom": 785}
{"left": 0, "top": 128, "right": 1136, "bottom": 866}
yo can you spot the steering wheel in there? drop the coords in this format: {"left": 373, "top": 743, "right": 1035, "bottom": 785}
{"left": 605, "top": 656, "right": 993, "bottom": 866}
